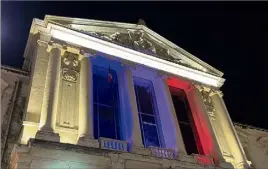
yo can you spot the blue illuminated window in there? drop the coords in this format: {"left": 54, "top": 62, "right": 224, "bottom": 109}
{"left": 133, "top": 77, "right": 161, "bottom": 148}
{"left": 93, "top": 65, "right": 121, "bottom": 140}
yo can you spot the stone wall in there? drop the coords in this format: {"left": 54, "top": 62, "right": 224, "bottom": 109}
{"left": 1, "top": 66, "right": 29, "bottom": 169}
{"left": 235, "top": 123, "right": 268, "bottom": 169}
{"left": 10, "top": 139, "right": 213, "bottom": 169}
{"left": 2, "top": 65, "right": 268, "bottom": 169}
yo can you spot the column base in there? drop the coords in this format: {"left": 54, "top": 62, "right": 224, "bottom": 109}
{"left": 234, "top": 162, "right": 249, "bottom": 169}
{"left": 35, "top": 128, "right": 60, "bottom": 142}
{"left": 16, "top": 162, "right": 31, "bottom": 169}
{"left": 218, "top": 161, "right": 234, "bottom": 169}
{"left": 131, "top": 146, "right": 151, "bottom": 156}
{"left": 77, "top": 136, "right": 99, "bottom": 148}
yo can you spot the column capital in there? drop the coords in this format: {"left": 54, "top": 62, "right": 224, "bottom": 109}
{"left": 157, "top": 71, "right": 169, "bottom": 80}
{"left": 36, "top": 32, "right": 51, "bottom": 48}
{"left": 120, "top": 60, "right": 136, "bottom": 71}
{"left": 65, "top": 45, "right": 82, "bottom": 56}
{"left": 80, "top": 48, "right": 97, "bottom": 60}
{"left": 214, "top": 90, "right": 224, "bottom": 97}
{"left": 38, "top": 31, "right": 51, "bottom": 40}
{"left": 194, "top": 84, "right": 223, "bottom": 97}
{"left": 184, "top": 82, "right": 197, "bottom": 93}
{"left": 37, "top": 40, "right": 48, "bottom": 48}
{"left": 47, "top": 42, "right": 66, "bottom": 55}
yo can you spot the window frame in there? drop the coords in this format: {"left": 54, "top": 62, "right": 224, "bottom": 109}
{"left": 92, "top": 65, "right": 121, "bottom": 140}
{"left": 133, "top": 77, "right": 162, "bottom": 148}
{"left": 169, "top": 86, "right": 204, "bottom": 155}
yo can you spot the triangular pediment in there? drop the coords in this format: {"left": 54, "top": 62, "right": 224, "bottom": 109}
{"left": 44, "top": 15, "right": 223, "bottom": 77}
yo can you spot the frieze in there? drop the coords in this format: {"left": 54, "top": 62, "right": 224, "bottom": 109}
{"left": 61, "top": 51, "right": 80, "bottom": 82}
{"left": 74, "top": 29, "right": 202, "bottom": 71}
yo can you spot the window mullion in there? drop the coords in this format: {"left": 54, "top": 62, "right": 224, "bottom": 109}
{"left": 96, "top": 78, "right": 100, "bottom": 139}
{"left": 149, "top": 85, "right": 161, "bottom": 148}
{"left": 135, "top": 85, "right": 146, "bottom": 147}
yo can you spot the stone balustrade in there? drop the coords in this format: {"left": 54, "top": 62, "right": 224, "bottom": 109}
{"left": 149, "top": 147, "right": 175, "bottom": 160}
{"left": 99, "top": 137, "right": 127, "bottom": 152}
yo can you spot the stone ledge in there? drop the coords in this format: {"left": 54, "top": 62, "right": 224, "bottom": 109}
{"left": 131, "top": 146, "right": 151, "bottom": 156}
{"left": 14, "top": 140, "right": 222, "bottom": 169}
{"left": 77, "top": 136, "right": 99, "bottom": 148}
{"left": 35, "top": 129, "right": 60, "bottom": 142}
{"left": 28, "top": 138, "right": 112, "bottom": 155}
{"left": 218, "top": 161, "right": 234, "bottom": 169}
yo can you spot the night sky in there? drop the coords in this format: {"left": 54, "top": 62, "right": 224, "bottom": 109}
{"left": 2, "top": 2, "right": 267, "bottom": 129}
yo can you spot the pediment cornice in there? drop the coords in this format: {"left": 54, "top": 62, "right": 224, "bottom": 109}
{"left": 26, "top": 15, "right": 225, "bottom": 87}
{"left": 42, "top": 15, "right": 223, "bottom": 78}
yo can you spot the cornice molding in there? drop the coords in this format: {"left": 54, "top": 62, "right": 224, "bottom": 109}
{"left": 44, "top": 23, "right": 224, "bottom": 88}
{"left": 1, "top": 65, "right": 29, "bottom": 77}
{"left": 234, "top": 123, "right": 268, "bottom": 133}
{"left": 43, "top": 15, "right": 224, "bottom": 77}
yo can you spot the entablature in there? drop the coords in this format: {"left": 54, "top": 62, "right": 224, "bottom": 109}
{"left": 24, "top": 16, "right": 226, "bottom": 88}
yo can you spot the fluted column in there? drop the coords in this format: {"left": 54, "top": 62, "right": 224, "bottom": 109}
{"left": 156, "top": 75, "right": 187, "bottom": 154}
{"left": 35, "top": 43, "right": 65, "bottom": 142}
{"left": 77, "top": 52, "right": 99, "bottom": 148}
{"left": 185, "top": 85, "right": 228, "bottom": 166}
{"left": 211, "top": 92, "right": 249, "bottom": 169}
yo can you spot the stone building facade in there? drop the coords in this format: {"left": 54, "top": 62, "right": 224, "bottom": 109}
{"left": 1, "top": 15, "right": 267, "bottom": 169}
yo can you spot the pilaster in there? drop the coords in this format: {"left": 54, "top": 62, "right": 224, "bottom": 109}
{"left": 211, "top": 90, "right": 249, "bottom": 169}
{"left": 120, "top": 62, "right": 150, "bottom": 155}
{"left": 185, "top": 84, "right": 231, "bottom": 167}
{"left": 155, "top": 73, "right": 187, "bottom": 155}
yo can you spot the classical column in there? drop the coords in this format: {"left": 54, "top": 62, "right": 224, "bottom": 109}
{"left": 35, "top": 43, "right": 65, "bottom": 142}
{"left": 154, "top": 74, "right": 187, "bottom": 154}
{"left": 125, "top": 67, "right": 144, "bottom": 147}
{"left": 185, "top": 85, "right": 229, "bottom": 167}
{"left": 211, "top": 92, "right": 249, "bottom": 169}
{"left": 77, "top": 52, "right": 99, "bottom": 148}
{"left": 121, "top": 64, "right": 150, "bottom": 155}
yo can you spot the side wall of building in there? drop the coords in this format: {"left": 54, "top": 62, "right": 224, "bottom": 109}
{"left": 1, "top": 66, "right": 29, "bottom": 169}
{"left": 235, "top": 124, "right": 268, "bottom": 169}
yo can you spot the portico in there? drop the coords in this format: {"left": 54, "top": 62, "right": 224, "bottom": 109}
{"left": 17, "top": 15, "right": 249, "bottom": 169}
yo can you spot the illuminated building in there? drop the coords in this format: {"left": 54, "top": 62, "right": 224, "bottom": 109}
{"left": 1, "top": 15, "right": 267, "bottom": 169}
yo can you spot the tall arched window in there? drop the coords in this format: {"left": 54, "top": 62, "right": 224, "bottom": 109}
{"left": 93, "top": 65, "right": 121, "bottom": 140}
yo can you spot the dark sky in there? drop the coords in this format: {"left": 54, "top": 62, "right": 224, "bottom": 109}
{"left": 2, "top": 2, "right": 268, "bottom": 129}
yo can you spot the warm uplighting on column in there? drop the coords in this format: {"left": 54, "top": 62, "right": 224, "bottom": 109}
{"left": 77, "top": 51, "right": 99, "bottom": 148}
{"left": 35, "top": 42, "right": 66, "bottom": 142}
